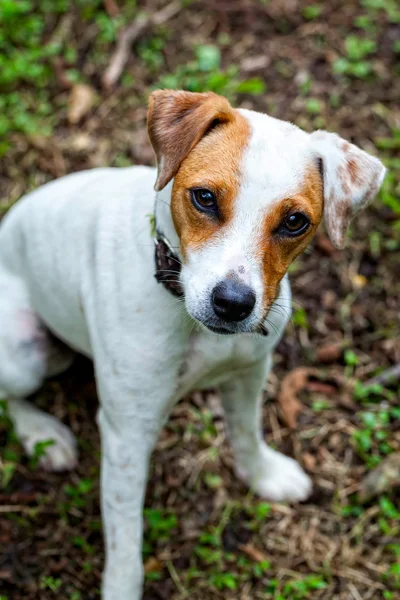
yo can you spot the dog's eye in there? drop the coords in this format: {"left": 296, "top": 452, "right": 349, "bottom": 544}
{"left": 280, "top": 212, "right": 310, "bottom": 236}
{"left": 190, "top": 188, "right": 217, "bottom": 214}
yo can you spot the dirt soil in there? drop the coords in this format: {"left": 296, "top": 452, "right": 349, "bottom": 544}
{"left": 1, "top": 1, "right": 400, "bottom": 599}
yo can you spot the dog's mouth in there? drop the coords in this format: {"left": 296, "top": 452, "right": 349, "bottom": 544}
{"left": 203, "top": 321, "right": 268, "bottom": 336}
{"left": 205, "top": 324, "right": 236, "bottom": 335}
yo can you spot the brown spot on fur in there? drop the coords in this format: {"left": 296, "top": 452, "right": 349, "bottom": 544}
{"left": 336, "top": 164, "right": 351, "bottom": 195}
{"left": 346, "top": 158, "right": 360, "bottom": 183}
{"left": 341, "top": 141, "right": 351, "bottom": 154}
{"left": 170, "top": 108, "right": 250, "bottom": 257}
{"left": 258, "top": 167, "right": 324, "bottom": 312}
{"left": 347, "top": 157, "right": 361, "bottom": 185}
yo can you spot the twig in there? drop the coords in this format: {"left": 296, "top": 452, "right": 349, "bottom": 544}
{"left": 0, "top": 505, "right": 33, "bottom": 513}
{"left": 364, "top": 364, "right": 400, "bottom": 387}
{"left": 166, "top": 560, "right": 188, "bottom": 597}
{"left": 102, "top": 0, "right": 181, "bottom": 90}
{"left": 348, "top": 583, "right": 364, "bottom": 600}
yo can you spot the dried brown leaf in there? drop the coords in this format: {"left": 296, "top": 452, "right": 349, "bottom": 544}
{"left": 277, "top": 367, "right": 318, "bottom": 428}
{"left": 144, "top": 556, "right": 163, "bottom": 574}
{"left": 316, "top": 342, "right": 343, "bottom": 364}
{"left": 67, "top": 84, "right": 96, "bottom": 125}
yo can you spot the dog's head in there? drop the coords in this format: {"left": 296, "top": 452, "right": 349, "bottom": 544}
{"left": 148, "top": 90, "right": 386, "bottom": 335}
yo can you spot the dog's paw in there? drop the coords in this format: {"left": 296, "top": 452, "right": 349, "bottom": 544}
{"left": 16, "top": 411, "right": 78, "bottom": 472}
{"left": 237, "top": 445, "right": 312, "bottom": 503}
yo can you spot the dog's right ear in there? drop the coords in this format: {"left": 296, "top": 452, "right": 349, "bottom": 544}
{"left": 148, "top": 90, "right": 233, "bottom": 191}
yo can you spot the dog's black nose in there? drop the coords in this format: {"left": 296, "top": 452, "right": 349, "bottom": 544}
{"left": 212, "top": 280, "right": 256, "bottom": 322}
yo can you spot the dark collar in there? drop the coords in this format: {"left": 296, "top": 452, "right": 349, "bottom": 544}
{"left": 154, "top": 232, "right": 184, "bottom": 298}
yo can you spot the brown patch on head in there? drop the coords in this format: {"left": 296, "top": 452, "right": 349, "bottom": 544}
{"left": 170, "top": 109, "right": 251, "bottom": 258}
{"left": 258, "top": 166, "right": 324, "bottom": 312}
{"left": 148, "top": 90, "right": 234, "bottom": 191}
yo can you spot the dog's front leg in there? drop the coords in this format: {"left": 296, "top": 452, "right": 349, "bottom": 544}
{"left": 220, "top": 356, "right": 312, "bottom": 503}
{"left": 96, "top": 373, "right": 172, "bottom": 600}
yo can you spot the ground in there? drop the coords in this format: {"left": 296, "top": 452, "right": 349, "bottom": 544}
{"left": 0, "top": 1, "right": 400, "bottom": 599}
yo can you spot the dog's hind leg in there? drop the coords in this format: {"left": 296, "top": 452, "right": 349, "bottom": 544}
{"left": 0, "top": 273, "right": 77, "bottom": 471}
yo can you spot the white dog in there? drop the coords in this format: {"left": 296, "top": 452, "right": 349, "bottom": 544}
{"left": 0, "top": 91, "right": 385, "bottom": 599}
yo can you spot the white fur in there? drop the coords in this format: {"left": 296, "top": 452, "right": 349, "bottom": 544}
{"left": 0, "top": 105, "right": 384, "bottom": 600}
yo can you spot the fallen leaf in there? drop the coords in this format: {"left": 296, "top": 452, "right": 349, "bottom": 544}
{"left": 277, "top": 367, "right": 318, "bottom": 428}
{"left": 144, "top": 556, "right": 163, "bottom": 574}
{"left": 316, "top": 342, "right": 343, "bottom": 364}
{"left": 67, "top": 84, "right": 96, "bottom": 125}
{"left": 302, "top": 452, "right": 317, "bottom": 471}
{"left": 359, "top": 452, "right": 400, "bottom": 503}
{"left": 306, "top": 381, "right": 337, "bottom": 395}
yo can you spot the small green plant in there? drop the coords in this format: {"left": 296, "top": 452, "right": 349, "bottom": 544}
{"left": 283, "top": 574, "right": 328, "bottom": 598}
{"left": 352, "top": 406, "right": 398, "bottom": 467}
{"left": 302, "top": 4, "right": 322, "bottom": 20}
{"left": 62, "top": 478, "right": 94, "bottom": 513}
{"left": 353, "top": 380, "right": 385, "bottom": 402}
{"left": 293, "top": 307, "right": 308, "bottom": 329}
{"left": 268, "top": 574, "right": 328, "bottom": 599}
{"left": 40, "top": 575, "right": 62, "bottom": 591}
{"left": 138, "top": 34, "right": 168, "bottom": 72}
{"left": 72, "top": 535, "right": 95, "bottom": 555}
{"left": 334, "top": 35, "right": 376, "bottom": 78}
{"left": 204, "top": 472, "right": 223, "bottom": 489}
{"left": 361, "top": 0, "right": 400, "bottom": 23}
{"left": 0, "top": 0, "right": 63, "bottom": 154}
{"left": 250, "top": 502, "right": 271, "bottom": 521}
{"left": 189, "top": 407, "right": 218, "bottom": 444}
{"left": 209, "top": 571, "right": 238, "bottom": 590}
{"left": 0, "top": 399, "right": 22, "bottom": 487}
{"left": 305, "top": 98, "right": 322, "bottom": 115}
{"left": 28, "top": 439, "right": 55, "bottom": 469}
{"left": 312, "top": 399, "right": 330, "bottom": 412}
{"left": 143, "top": 508, "right": 178, "bottom": 555}
{"left": 344, "top": 349, "right": 359, "bottom": 378}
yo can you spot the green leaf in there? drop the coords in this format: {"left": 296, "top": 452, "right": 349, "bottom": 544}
{"left": 196, "top": 45, "right": 221, "bottom": 72}
{"left": 306, "top": 98, "right": 322, "bottom": 114}
{"left": 380, "top": 496, "right": 400, "bottom": 519}
{"left": 344, "top": 349, "right": 359, "bottom": 366}
{"left": 236, "top": 77, "right": 266, "bottom": 95}
{"left": 345, "top": 35, "right": 376, "bottom": 60}
{"left": 302, "top": 4, "right": 322, "bottom": 20}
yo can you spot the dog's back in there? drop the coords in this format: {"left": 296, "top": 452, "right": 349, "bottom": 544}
{"left": 0, "top": 166, "right": 156, "bottom": 354}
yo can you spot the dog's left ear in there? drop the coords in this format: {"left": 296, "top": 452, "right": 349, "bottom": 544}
{"left": 148, "top": 90, "right": 233, "bottom": 191}
{"left": 310, "top": 131, "right": 386, "bottom": 249}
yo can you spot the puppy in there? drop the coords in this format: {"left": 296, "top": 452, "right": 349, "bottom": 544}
{"left": 0, "top": 91, "right": 385, "bottom": 599}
